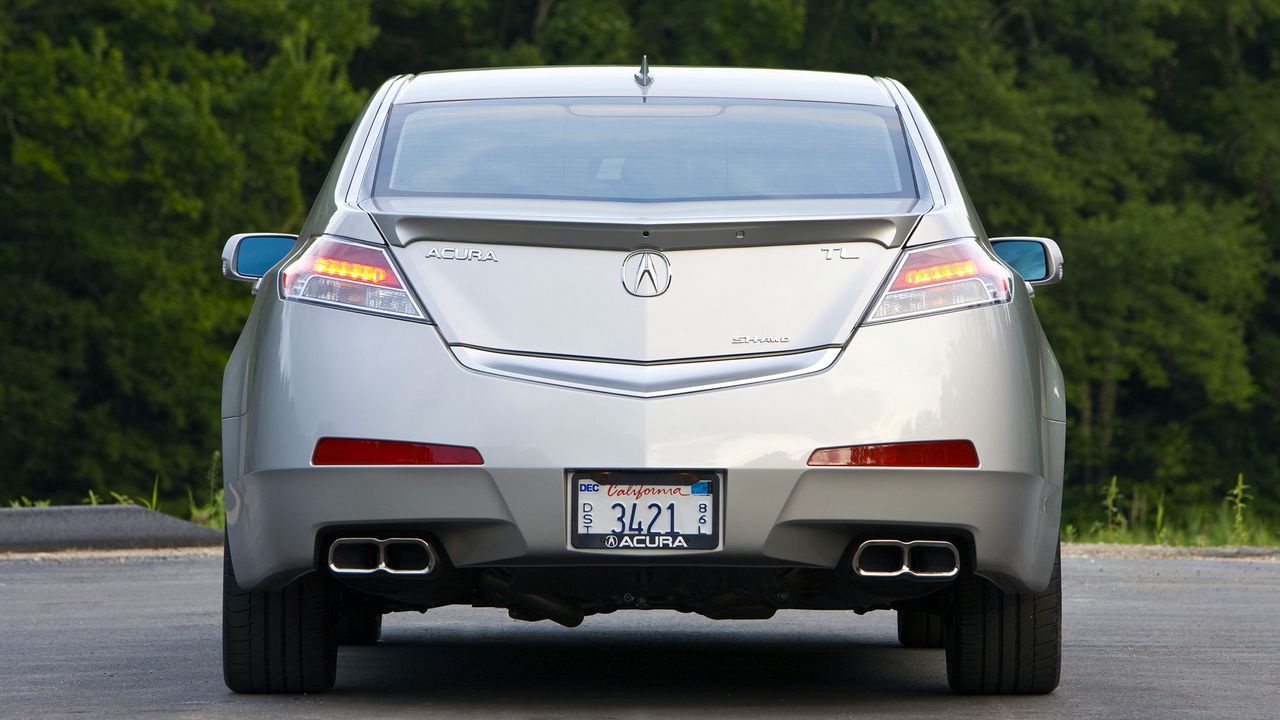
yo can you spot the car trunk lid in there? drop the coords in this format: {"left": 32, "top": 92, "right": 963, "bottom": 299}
{"left": 370, "top": 198, "right": 923, "bottom": 363}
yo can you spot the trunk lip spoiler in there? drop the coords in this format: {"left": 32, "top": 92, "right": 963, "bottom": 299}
{"left": 361, "top": 206, "right": 926, "bottom": 251}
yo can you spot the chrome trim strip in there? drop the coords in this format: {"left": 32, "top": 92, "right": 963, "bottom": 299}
{"left": 449, "top": 342, "right": 843, "bottom": 367}
{"left": 450, "top": 345, "right": 841, "bottom": 398}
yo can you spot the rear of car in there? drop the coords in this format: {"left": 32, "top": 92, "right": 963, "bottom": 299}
{"left": 219, "top": 66, "right": 1065, "bottom": 695}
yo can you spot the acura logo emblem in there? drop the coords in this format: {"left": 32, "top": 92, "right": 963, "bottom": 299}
{"left": 621, "top": 250, "right": 672, "bottom": 297}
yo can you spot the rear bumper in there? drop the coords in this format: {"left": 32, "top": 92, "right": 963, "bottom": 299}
{"left": 223, "top": 295, "right": 1063, "bottom": 593}
{"left": 225, "top": 453, "right": 1061, "bottom": 593}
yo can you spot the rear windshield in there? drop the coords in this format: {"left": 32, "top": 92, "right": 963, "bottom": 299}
{"left": 374, "top": 98, "right": 917, "bottom": 202}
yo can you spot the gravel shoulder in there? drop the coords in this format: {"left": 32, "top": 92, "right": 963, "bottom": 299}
{"left": 1062, "top": 542, "right": 1280, "bottom": 561}
{"left": 0, "top": 505, "right": 220, "bottom": 552}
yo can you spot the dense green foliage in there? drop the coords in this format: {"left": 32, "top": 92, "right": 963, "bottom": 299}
{"left": 2, "top": 0, "right": 1278, "bottom": 538}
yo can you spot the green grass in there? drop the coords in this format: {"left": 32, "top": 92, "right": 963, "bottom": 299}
{"left": 1063, "top": 510, "right": 1278, "bottom": 547}
{"left": 185, "top": 451, "right": 226, "bottom": 531}
{"left": 1062, "top": 473, "right": 1277, "bottom": 547}
{"left": 6, "top": 452, "right": 226, "bottom": 531}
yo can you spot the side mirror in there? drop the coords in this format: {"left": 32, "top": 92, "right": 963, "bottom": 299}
{"left": 221, "top": 233, "right": 298, "bottom": 282}
{"left": 990, "top": 236, "right": 1063, "bottom": 287}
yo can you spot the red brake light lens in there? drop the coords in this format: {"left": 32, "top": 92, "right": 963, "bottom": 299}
{"left": 312, "top": 438, "right": 484, "bottom": 466}
{"left": 281, "top": 236, "right": 423, "bottom": 319}
{"left": 807, "top": 440, "right": 979, "bottom": 468}
{"left": 869, "top": 239, "right": 1012, "bottom": 322}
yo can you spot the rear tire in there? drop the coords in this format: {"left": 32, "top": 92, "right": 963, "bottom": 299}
{"left": 897, "top": 609, "right": 944, "bottom": 648}
{"left": 222, "top": 538, "right": 338, "bottom": 693}
{"left": 944, "top": 543, "right": 1061, "bottom": 694}
{"left": 336, "top": 608, "right": 382, "bottom": 645}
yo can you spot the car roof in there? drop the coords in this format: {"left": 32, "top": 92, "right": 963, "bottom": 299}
{"left": 394, "top": 66, "right": 895, "bottom": 107}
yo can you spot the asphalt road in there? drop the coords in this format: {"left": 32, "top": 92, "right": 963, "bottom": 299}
{"left": 1, "top": 551, "right": 1277, "bottom": 719}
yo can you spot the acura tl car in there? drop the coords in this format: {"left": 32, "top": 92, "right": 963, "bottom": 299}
{"left": 219, "top": 64, "right": 1065, "bottom": 695}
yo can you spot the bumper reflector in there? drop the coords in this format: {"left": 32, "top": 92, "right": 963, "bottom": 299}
{"left": 807, "top": 440, "right": 978, "bottom": 468}
{"left": 312, "top": 437, "right": 484, "bottom": 466}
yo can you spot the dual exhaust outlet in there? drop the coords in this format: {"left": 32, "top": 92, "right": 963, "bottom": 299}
{"left": 329, "top": 536, "right": 957, "bottom": 580}
{"left": 328, "top": 537, "right": 438, "bottom": 575}
{"left": 852, "top": 539, "right": 959, "bottom": 579}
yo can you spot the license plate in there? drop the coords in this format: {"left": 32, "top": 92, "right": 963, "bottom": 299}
{"left": 570, "top": 471, "right": 721, "bottom": 550}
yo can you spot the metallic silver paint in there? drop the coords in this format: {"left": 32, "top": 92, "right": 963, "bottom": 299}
{"left": 395, "top": 66, "right": 895, "bottom": 107}
{"left": 451, "top": 345, "right": 842, "bottom": 397}
{"left": 390, "top": 239, "right": 899, "bottom": 362}
{"left": 221, "top": 67, "right": 1065, "bottom": 601}
{"left": 225, "top": 295, "right": 1060, "bottom": 593}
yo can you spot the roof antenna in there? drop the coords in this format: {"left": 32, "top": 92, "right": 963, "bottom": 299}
{"left": 634, "top": 54, "right": 654, "bottom": 87}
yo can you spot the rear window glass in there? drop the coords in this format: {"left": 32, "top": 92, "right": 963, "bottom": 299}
{"left": 374, "top": 98, "right": 917, "bottom": 202}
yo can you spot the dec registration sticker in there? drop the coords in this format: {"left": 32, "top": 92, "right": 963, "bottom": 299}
{"left": 570, "top": 471, "right": 721, "bottom": 550}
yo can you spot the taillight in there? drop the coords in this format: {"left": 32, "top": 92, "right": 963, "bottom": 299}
{"left": 867, "top": 238, "right": 1012, "bottom": 323}
{"left": 281, "top": 235, "right": 425, "bottom": 319}
{"left": 312, "top": 437, "right": 483, "bottom": 465}
{"left": 807, "top": 440, "right": 979, "bottom": 468}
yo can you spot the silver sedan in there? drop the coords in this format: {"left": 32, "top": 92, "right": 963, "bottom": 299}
{"left": 220, "top": 64, "right": 1065, "bottom": 695}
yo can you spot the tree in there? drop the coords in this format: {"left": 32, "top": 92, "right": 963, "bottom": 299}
{"left": 2, "top": 0, "right": 1277, "bottom": 527}
{"left": 0, "top": 0, "right": 375, "bottom": 502}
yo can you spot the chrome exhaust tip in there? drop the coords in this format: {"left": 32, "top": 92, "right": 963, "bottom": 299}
{"left": 852, "top": 539, "right": 959, "bottom": 579}
{"left": 328, "top": 537, "right": 438, "bottom": 575}
{"left": 329, "top": 538, "right": 380, "bottom": 572}
{"left": 906, "top": 541, "right": 960, "bottom": 577}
